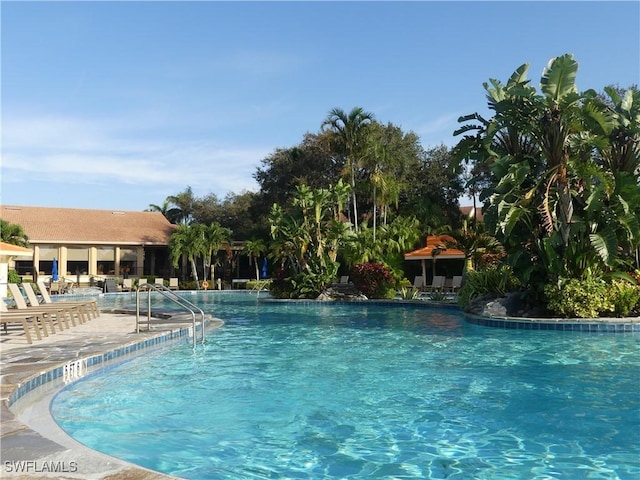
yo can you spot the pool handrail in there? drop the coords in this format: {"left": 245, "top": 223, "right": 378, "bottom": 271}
{"left": 135, "top": 283, "right": 206, "bottom": 347}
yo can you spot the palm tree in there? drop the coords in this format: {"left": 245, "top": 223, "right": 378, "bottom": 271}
{"left": 322, "top": 107, "right": 374, "bottom": 231}
{"left": 167, "top": 186, "right": 196, "bottom": 225}
{"left": 437, "top": 222, "right": 504, "bottom": 272}
{"left": 169, "top": 223, "right": 206, "bottom": 288}
{"left": 454, "top": 54, "right": 640, "bottom": 283}
{"left": 146, "top": 199, "right": 182, "bottom": 224}
{"left": 202, "top": 222, "right": 231, "bottom": 285}
{"left": 0, "top": 220, "right": 29, "bottom": 247}
{"left": 244, "top": 239, "right": 267, "bottom": 281}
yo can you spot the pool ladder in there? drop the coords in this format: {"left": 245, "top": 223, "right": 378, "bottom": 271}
{"left": 135, "top": 283, "right": 206, "bottom": 347}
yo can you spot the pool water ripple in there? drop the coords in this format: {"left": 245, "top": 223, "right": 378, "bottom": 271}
{"left": 51, "top": 294, "right": 639, "bottom": 479}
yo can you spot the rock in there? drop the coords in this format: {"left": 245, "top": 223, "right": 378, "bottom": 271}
{"left": 317, "top": 284, "right": 368, "bottom": 301}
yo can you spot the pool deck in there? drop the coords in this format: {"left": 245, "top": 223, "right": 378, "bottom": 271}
{"left": 1, "top": 311, "right": 220, "bottom": 479}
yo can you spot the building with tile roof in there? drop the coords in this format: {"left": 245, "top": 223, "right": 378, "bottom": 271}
{"left": 1, "top": 205, "right": 175, "bottom": 281}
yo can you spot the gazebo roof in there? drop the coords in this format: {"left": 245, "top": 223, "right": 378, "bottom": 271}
{"left": 404, "top": 235, "right": 465, "bottom": 260}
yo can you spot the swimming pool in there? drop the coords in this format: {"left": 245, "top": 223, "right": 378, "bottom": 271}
{"left": 52, "top": 293, "right": 639, "bottom": 479}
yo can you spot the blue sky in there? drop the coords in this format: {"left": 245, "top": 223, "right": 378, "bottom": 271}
{"left": 2, "top": 1, "right": 639, "bottom": 211}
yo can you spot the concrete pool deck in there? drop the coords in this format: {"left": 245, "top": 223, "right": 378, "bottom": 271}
{"left": 1, "top": 310, "right": 220, "bottom": 479}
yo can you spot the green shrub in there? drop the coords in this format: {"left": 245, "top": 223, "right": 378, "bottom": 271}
{"left": 246, "top": 280, "right": 271, "bottom": 291}
{"left": 608, "top": 279, "right": 640, "bottom": 317}
{"left": 457, "top": 266, "right": 520, "bottom": 308}
{"left": 8, "top": 269, "right": 20, "bottom": 284}
{"left": 428, "top": 291, "right": 449, "bottom": 302}
{"left": 544, "top": 278, "right": 614, "bottom": 318}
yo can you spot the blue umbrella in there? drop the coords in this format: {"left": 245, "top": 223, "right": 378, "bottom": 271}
{"left": 52, "top": 258, "right": 59, "bottom": 281}
{"left": 261, "top": 258, "right": 268, "bottom": 279}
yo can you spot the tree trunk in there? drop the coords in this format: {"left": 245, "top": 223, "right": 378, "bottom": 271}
{"left": 190, "top": 259, "right": 200, "bottom": 289}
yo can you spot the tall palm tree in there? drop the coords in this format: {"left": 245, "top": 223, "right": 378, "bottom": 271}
{"left": 322, "top": 106, "right": 374, "bottom": 231}
{"left": 169, "top": 223, "right": 206, "bottom": 288}
{"left": 167, "top": 186, "right": 196, "bottom": 225}
{"left": 202, "top": 222, "right": 231, "bottom": 284}
{"left": 244, "top": 239, "right": 267, "bottom": 281}
{"left": 146, "top": 199, "right": 182, "bottom": 224}
{"left": 0, "top": 220, "right": 29, "bottom": 247}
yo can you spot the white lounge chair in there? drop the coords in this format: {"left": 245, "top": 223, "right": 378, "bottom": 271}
{"left": 168, "top": 278, "right": 179, "bottom": 290}
{"left": 35, "top": 281, "right": 99, "bottom": 320}
{"left": 122, "top": 278, "right": 133, "bottom": 292}
{"left": 8, "top": 283, "right": 73, "bottom": 332}
{"left": 1, "top": 301, "right": 45, "bottom": 344}
{"left": 413, "top": 276, "right": 424, "bottom": 289}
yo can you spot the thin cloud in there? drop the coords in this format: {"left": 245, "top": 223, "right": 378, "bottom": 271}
{"left": 2, "top": 114, "right": 269, "bottom": 196}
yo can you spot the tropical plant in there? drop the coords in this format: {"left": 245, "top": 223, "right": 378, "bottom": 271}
{"left": 350, "top": 262, "right": 395, "bottom": 299}
{"left": 453, "top": 54, "right": 640, "bottom": 298}
{"left": 166, "top": 186, "right": 197, "bottom": 225}
{"left": 244, "top": 238, "right": 267, "bottom": 281}
{"left": 322, "top": 106, "right": 374, "bottom": 231}
{"left": 268, "top": 183, "right": 347, "bottom": 298}
{"left": 457, "top": 265, "right": 521, "bottom": 309}
{"left": 341, "top": 215, "right": 421, "bottom": 281}
{"left": 169, "top": 223, "right": 206, "bottom": 288}
{"left": 0, "top": 220, "right": 29, "bottom": 247}
{"left": 398, "top": 286, "right": 420, "bottom": 300}
{"left": 202, "top": 222, "right": 231, "bottom": 284}
{"left": 436, "top": 221, "right": 504, "bottom": 272}
{"left": 146, "top": 199, "right": 183, "bottom": 225}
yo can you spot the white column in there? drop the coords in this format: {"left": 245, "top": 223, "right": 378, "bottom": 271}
{"left": 0, "top": 262, "right": 8, "bottom": 298}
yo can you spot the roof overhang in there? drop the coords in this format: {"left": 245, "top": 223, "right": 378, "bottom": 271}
{"left": 404, "top": 235, "right": 466, "bottom": 261}
{"left": 0, "top": 242, "right": 34, "bottom": 261}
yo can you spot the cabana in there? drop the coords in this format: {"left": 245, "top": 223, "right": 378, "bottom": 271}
{"left": 404, "top": 235, "right": 465, "bottom": 288}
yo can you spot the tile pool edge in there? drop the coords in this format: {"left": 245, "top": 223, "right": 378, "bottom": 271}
{"left": 464, "top": 312, "right": 640, "bottom": 332}
{"left": 7, "top": 323, "right": 199, "bottom": 408}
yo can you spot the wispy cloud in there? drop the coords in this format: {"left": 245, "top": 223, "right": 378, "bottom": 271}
{"left": 412, "top": 112, "right": 462, "bottom": 147}
{"left": 2, "top": 114, "right": 269, "bottom": 197}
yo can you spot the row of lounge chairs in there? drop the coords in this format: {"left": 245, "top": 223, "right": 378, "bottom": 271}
{"left": 1, "top": 282, "right": 99, "bottom": 344}
{"left": 413, "top": 275, "right": 463, "bottom": 293}
{"left": 120, "top": 277, "right": 179, "bottom": 292}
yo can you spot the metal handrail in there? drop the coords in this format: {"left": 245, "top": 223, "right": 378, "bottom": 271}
{"left": 135, "top": 283, "right": 207, "bottom": 347}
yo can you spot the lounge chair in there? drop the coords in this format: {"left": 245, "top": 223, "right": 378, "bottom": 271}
{"left": 8, "top": 283, "right": 77, "bottom": 331}
{"left": 413, "top": 276, "right": 424, "bottom": 289}
{"left": 424, "top": 275, "right": 445, "bottom": 292}
{"left": 104, "top": 278, "right": 119, "bottom": 293}
{"left": 1, "top": 302, "right": 45, "bottom": 344}
{"left": 36, "top": 280, "right": 99, "bottom": 319}
{"left": 168, "top": 278, "right": 179, "bottom": 290}
{"left": 448, "top": 275, "right": 463, "bottom": 293}
{"left": 340, "top": 276, "right": 349, "bottom": 284}
{"left": 122, "top": 278, "right": 133, "bottom": 292}
{"left": 138, "top": 278, "right": 148, "bottom": 288}
{"left": 154, "top": 278, "right": 165, "bottom": 288}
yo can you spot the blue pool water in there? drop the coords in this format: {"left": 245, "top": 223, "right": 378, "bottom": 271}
{"left": 52, "top": 293, "right": 639, "bottom": 479}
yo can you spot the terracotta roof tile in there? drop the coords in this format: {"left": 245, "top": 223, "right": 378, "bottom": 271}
{"left": 1, "top": 205, "right": 175, "bottom": 245}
